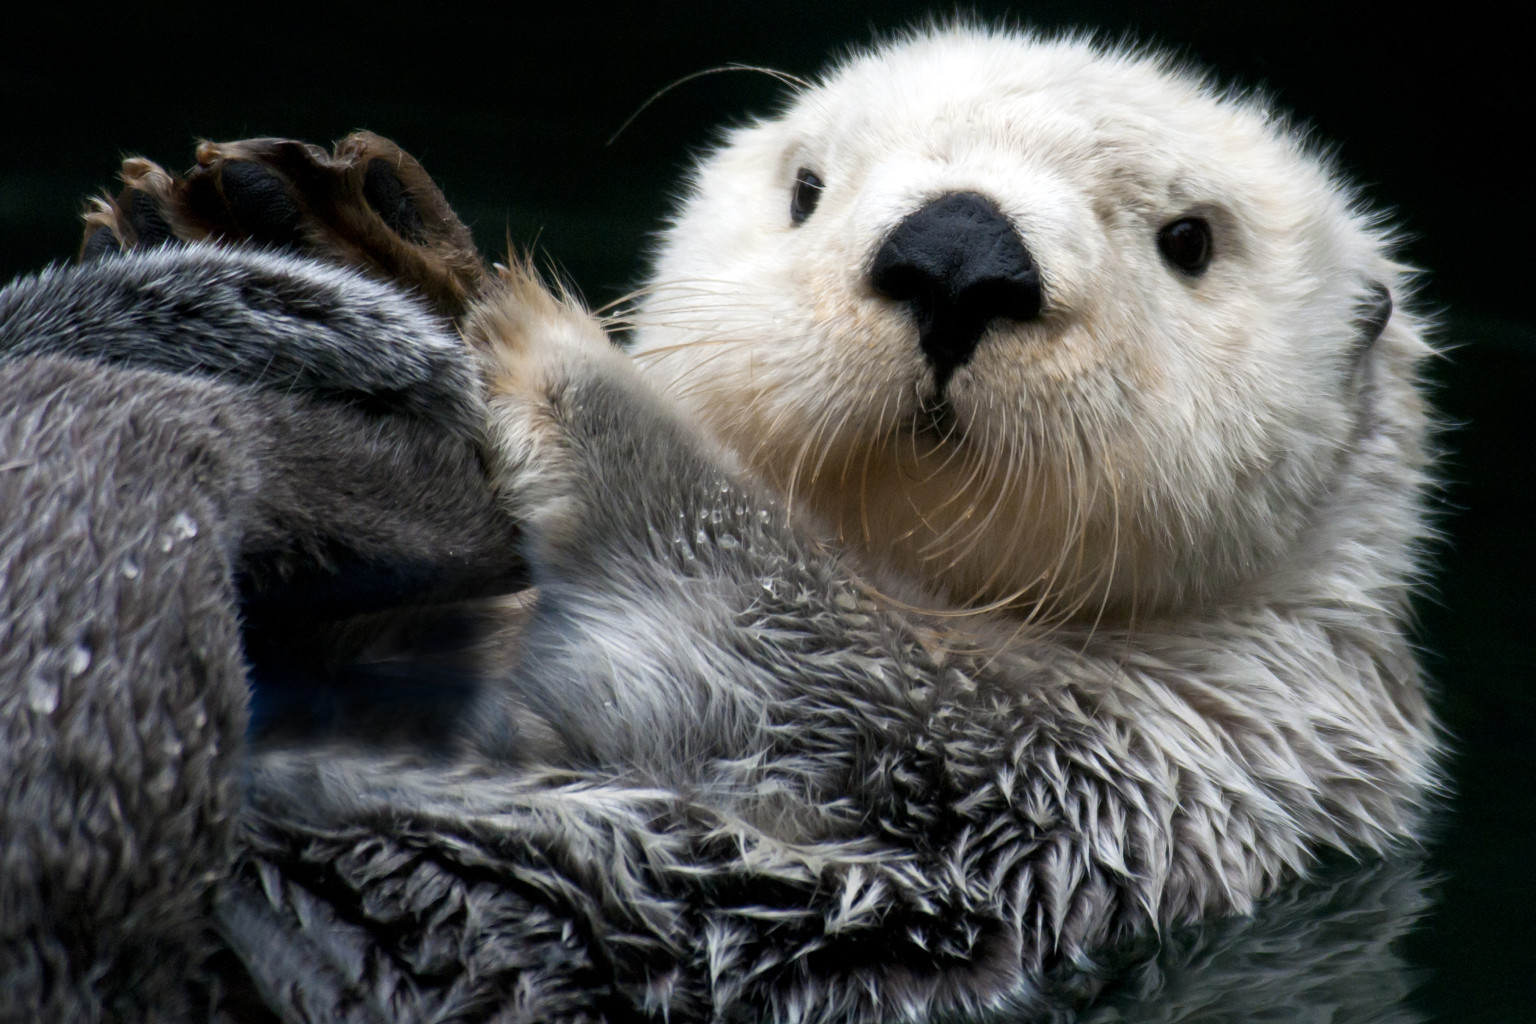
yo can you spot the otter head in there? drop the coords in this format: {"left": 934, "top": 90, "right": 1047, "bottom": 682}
{"left": 631, "top": 27, "right": 1417, "bottom": 622}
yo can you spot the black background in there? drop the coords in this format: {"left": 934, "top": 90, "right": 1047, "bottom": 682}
{"left": 3, "top": 3, "right": 1530, "bottom": 1019}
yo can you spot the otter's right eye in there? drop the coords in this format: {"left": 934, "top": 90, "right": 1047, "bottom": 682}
{"left": 791, "top": 168, "right": 824, "bottom": 225}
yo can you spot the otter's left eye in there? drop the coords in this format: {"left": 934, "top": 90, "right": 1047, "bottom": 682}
{"left": 1158, "top": 216, "right": 1213, "bottom": 276}
{"left": 791, "top": 168, "right": 824, "bottom": 225}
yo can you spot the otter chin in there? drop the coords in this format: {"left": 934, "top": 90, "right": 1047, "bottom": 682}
{"left": 628, "top": 27, "right": 1430, "bottom": 624}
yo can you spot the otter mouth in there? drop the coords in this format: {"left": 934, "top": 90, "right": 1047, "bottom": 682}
{"left": 914, "top": 392, "right": 964, "bottom": 445}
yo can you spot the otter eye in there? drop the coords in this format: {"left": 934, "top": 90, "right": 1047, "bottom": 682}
{"left": 790, "top": 168, "right": 824, "bottom": 225}
{"left": 1158, "top": 216, "right": 1213, "bottom": 276}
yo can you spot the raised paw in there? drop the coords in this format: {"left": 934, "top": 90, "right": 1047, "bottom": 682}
{"left": 80, "top": 132, "right": 489, "bottom": 320}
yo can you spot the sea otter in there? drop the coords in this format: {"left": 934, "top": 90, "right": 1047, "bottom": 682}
{"left": 2, "top": 24, "right": 1437, "bottom": 1023}
{"left": 453, "top": 24, "right": 1438, "bottom": 1014}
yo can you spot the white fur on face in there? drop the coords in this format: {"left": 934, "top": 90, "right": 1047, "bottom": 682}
{"left": 631, "top": 27, "right": 1426, "bottom": 621}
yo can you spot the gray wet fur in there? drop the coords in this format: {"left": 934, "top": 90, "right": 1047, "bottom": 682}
{"left": 0, "top": 247, "right": 520, "bottom": 601}
{"left": 0, "top": 247, "right": 526, "bottom": 1021}
{"left": 0, "top": 244, "right": 482, "bottom": 435}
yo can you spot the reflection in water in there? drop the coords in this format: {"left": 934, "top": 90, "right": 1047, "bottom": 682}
{"left": 984, "top": 857, "right": 1431, "bottom": 1023}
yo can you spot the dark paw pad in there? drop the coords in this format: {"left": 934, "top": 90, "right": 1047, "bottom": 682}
{"left": 363, "top": 157, "right": 428, "bottom": 244}
{"left": 218, "top": 160, "right": 305, "bottom": 247}
{"left": 79, "top": 157, "right": 187, "bottom": 258}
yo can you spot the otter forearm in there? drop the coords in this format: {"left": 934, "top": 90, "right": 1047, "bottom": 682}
{"left": 0, "top": 357, "right": 258, "bottom": 1020}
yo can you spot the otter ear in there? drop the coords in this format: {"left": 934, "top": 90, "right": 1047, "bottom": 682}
{"left": 1353, "top": 281, "right": 1393, "bottom": 359}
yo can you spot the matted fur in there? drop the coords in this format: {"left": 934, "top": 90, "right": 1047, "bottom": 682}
{"left": 0, "top": 246, "right": 526, "bottom": 1020}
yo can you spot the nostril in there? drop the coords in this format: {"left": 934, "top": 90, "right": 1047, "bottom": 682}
{"left": 870, "top": 191, "right": 1041, "bottom": 387}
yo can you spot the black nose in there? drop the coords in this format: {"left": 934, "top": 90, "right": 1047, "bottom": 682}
{"left": 869, "top": 192, "right": 1041, "bottom": 389}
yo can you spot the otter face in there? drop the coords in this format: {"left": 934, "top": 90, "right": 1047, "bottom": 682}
{"left": 631, "top": 28, "right": 1407, "bottom": 621}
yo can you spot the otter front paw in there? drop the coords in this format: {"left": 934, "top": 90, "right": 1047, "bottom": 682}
{"left": 80, "top": 132, "right": 488, "bottom": 320}
{"left": 464, "top": 262, "right": 629, "bottom": 550}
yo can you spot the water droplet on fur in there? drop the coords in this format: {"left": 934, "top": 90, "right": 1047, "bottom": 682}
{"left": 695, "top": 529, "right": 709, "bottom": 546}
{"left": 27, "top": 674, "right": 58, "bottom": 715}
{"left": 758, "top": 510, "right": 771, "bottom": 523}
{"left": 66, "top": 644, "right": 92, "bottom": 676}
{"left": 717, "top": 534, "right": 740, "bottom": 550}
{"left": 709, "top": 508, "right": 724, "bottom": 525}
{"left": 159, "top": 534, "right": 174, "bottom": 552}
{"left": 170, "top": 512, "right": 199, "bottom": 539}
{"left": 120, "top": 557, "right": 141, "bottom": 580}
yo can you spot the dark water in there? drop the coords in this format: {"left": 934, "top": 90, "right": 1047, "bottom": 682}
{"left": 2, "top": 3, "right": 1529, "bottom": 1020}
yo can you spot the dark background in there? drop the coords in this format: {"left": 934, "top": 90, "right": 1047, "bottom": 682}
{"left": 3, "top": 3, "right": 1530, "bottom": 1019}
